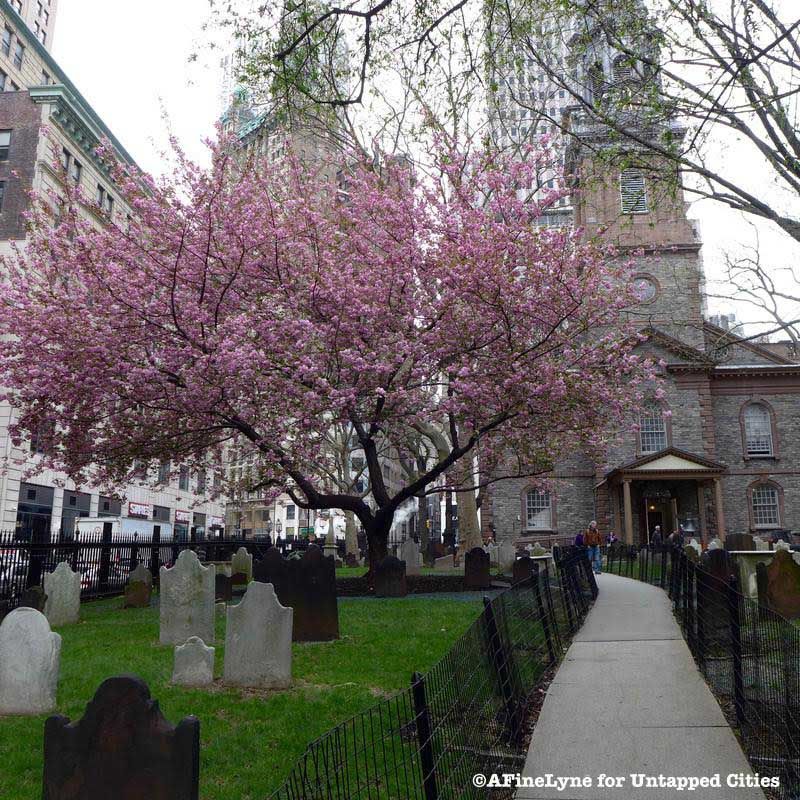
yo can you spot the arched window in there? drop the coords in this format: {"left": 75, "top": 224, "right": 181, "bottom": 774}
{"left": 743, "top": 402, "right": 774, "bottom": 457}
{"left": 750, "top": 482, "right": 782, "bottom": 529}
{"left": 639, "top": 406, "right": 668, "bottom": 454}
{"left": 526, "top": 489, "right": 552, "bottom": 530}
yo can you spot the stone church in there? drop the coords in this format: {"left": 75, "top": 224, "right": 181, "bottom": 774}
{"left": 484, "top": 10, "right": 800, "bottom": 547}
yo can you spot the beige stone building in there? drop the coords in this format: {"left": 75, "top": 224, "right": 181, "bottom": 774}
{"left": 0, "top": 0, "right": 225, "bottom": 540}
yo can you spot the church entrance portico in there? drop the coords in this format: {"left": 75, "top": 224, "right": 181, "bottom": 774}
{"left": 602, "top": 448, "right": 727, "bottom": 545}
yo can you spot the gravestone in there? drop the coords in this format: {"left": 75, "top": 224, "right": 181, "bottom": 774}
{"left": 44, "top": 562, "right": 81, "bottom": 627}
{"left": 230, "top": 547, "right": 252, "bottom": 585}
{"left": 433, "top": 554, "right": 456, "bottom": 571}
{"left": 401, "top": 539, "right": 421, "bottom": 576}
{"left": 124, "top": 563, "right": 153, "bottom": 608}
{"left": 215, "top": 601, "right": 226, "bottom": 617}
{"left": 223, "top": 582, "right": 293, "bottom": 689}
{"left": 19, "top": 585, "right": 47, "bottom": 612}
{"left": 708, "top": 537, "right": 723, "bottom": 551}
{"left": 687, "top": 538, "right": 702, "bottom": 557}
{"left": 0, "top": 607, "right": 61, "bottom": 715}
{"left": 253, "top": 546, "right": 339, "bottom": 641}
{"left": 345, "top": 552, "right": 359, "bottom": 568}
{"left": 464, "top": 547, "right": 491, "bottom": 589}
{"left": 698, "top": 549, "right": 734, "bottom": 647}
{"left": 215, "top": 573, "right": 233, "bottom": 602}
{"left": 172, "top": 637, "right": 215, "bottom": 687}
{"left": 775, "top": 539, "right": 791, "bottom": 553}
{"left": 497, "top": 543, "right": 517, "bottom": 574}
{"left": 374, "top": 556, "right": 407, "bottom": 597}
{"left": 530, "top": 542, "right": 548, "bottom": 557}
{"left": 684, "top": 544, "right": 700, "bottom": 563}
{"left": 759, "top": 549, "right": 800, "bottom": 620}
{"left": 159, "top": 550, "right": 215, "bottom": 646}
{"left": 485, "top": 543, "right": 499, "bottom": 567}
{"left": 512, "top": 555, "right": 536, "bottom": 584}
{"left": 753, "top": 536, "right": 769, "bottom": 551}
{"left": 725, "top": 533, "right": 755, "bottom": 552}
{"left": 42, "top": 675, "right": 200, "bottom": 800}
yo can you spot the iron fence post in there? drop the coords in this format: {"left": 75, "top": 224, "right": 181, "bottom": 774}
{"left": 695, "top": 566, "right": 707, "bottom": 671}
{"left": 686, "top": 560, "right": 696, "bottom": 657}
{"left": 532, "top": 567, "right": 556, "bottom": 664}
{"left": 660, "top": 547, "right": 667, "bottom": 590}
{"left": 727, "top": 575, "right": 745, "bottom": 727}
{"left": 482, "top": 597, "right": 522, "bottom": 746}
{"left": 411, "top": 672, "right": 438, "bottom": 800}
{"left": 558, "top": 563, "right": 576, "bottom": 635}
{"left": 98, "top": 522, "right": 113, "bottom": 594}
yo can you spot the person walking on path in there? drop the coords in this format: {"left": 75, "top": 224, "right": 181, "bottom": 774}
{"left": 574, "top": 531, "right": 585, "bottom": 547}
{"left": 585, "top": 520, "right": 603, "bottom": 574}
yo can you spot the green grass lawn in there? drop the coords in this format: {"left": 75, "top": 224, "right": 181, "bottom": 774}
{"left": 0, "top": 594, "right": 482, "bottom": 800}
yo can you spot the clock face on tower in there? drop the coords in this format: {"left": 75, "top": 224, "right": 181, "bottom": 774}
{"left": 631, "top": 275, "right": 658, "bottom": 303}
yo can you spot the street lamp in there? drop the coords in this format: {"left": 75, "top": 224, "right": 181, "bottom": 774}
{"left": 275, "top": 519, "right": 282, "bottom": 535}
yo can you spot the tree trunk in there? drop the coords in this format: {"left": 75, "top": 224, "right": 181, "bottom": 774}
{"left": 417, "top": 493, "right": 429, "bottom": 551}
{"left": 456, "top": 458, "right": 482, "bottom": 552}
{"left": 363, "top": 514, "right": 391, "bottom": 586}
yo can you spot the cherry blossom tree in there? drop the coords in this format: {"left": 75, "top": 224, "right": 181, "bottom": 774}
{"left": 0, "top": 138, "right": 657, "bottom": 565}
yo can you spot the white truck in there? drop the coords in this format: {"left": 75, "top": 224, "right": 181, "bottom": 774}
{"left": 74, "top": 516, "right": 174, "bottom": 543}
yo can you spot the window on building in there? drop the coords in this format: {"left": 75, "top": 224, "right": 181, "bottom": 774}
{"left": 179, "top": 465, "right": 189, "bottom": 491}
{"left": 286, "top": 504, "right": 296, "bottom": 520}
{"left": 743, "top": 402, "right": 774, "bottom": 456}
{"left": 12, "top": 0, "right": 21, "bottom": 12}
{"left": 106, "top": 194, "right": 114, "bottom": 216}
{"left": 41, "top": 69, "right": 50, "bottom": 85}
{"left": 0, "top": 130, "right": 10, "bottom": 161}
{"left": 30, "top": 419, "right": 54, "bottom": 455}
{"left": 13, "top": 40, "right": 24, "bottom": 69}
{"left": 96, "top": 183, "right": 105, "bottom": 206}
{"left": 526, "top": 489, "right": 552, "bottom": 530}
{"left": 751, "top": 484, "right": 780, "bottom": 528}
{"left": 613, "top": 55, "right": 634, "bottom": 84}
{"left": 72, "top": 159, "right": 82, "bottom": 184}
{"left": 197, "top": 470, "right": 206, "bottom": 494}
{"left": 1, "top": 27, "right": 10, "bottom": 57}
{"left": 62, "top": 147, "right": 71, "bottom": 172}
{"left": 620, "top": 169, "right": 648, "bottom": 214}
{"left": 0, "top": 71, "right": 6, "bottom": 91}
{"left": 157, "top": 460, "right": 170, "bottom": 484}
{"left": 10, "top": 81, "right": 18, "bottom": 92}
{"left": 639, "top": 406, "right": 668, "bottom": 454}
{"left": 0, "top": 181, "right": 6, "bottom": 214}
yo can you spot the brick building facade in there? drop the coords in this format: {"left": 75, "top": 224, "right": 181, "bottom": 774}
{"left": 485, "top": 9, "right": 800, "bottom": 547}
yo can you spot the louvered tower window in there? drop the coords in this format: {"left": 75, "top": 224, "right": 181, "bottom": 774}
{"left": 620, "top": 169, "right": 648, "bottom": 213}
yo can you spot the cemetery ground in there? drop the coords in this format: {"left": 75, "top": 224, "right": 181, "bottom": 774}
{"left": 0, "top": 592, "right": 483, "bottom": 800}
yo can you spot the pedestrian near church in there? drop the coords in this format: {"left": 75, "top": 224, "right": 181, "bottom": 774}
{"left": 651, "top": 526, "right": 663, "bottom": 547}
{"left": 584, "top": 521, "right": 603, "bottom": 575}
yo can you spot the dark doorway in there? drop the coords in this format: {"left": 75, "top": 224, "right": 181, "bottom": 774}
{"left": 647, "top": 510, "right": 664, "bottom": 540}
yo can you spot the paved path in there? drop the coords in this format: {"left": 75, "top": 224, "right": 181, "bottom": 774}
{"left": 518, "top": 573, "right": 766, "bottom": 800}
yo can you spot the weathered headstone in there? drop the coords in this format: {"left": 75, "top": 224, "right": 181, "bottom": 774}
{"left": 753, "top": 536, "right": 769, "bottom": 551}
{"left": 684, "top": 543, "right": 700, "bottom": 563}
{"left": 215, "top": 573, "right": 233, "bottom": 601}
{"left": 253, "top": 546, "right": 339, "bottom": 641}
{"left": 230, "top": 547, "right": 252, "bottom": 585}
{"left": 464, "top": 547, "right": 491, "bottom": 589}
{"left": 124, "top": 563, "right": 153, "bottom": 608}
{"left": 708, "top": 537, "right": 723, "bottom": 551}
{"left": 215, "top": 601, "right": 226, "bottom": 617}
{"left": 687, "top": 538, "right": 702, "bottom": 557}
{"left": 42, "top": 675, "right": 200, "bottom": 800}
{"left": 725, "top": 533, "right": 755, "bottom": 552}
{"left": 43, "top": 562, "right": 81, "bottom": 627}
{"left": 223, "top": 582, "right": 293, "bottom": 689}
{"left": 498, "top": 543, "right": 517, "bottom": 573}
{"left": 0, "top": 607, "right": 61, "bottom": 715}
{"left": 486, "top": 542, "right": 499, "bottom": 567}
{"left": 19, "top": 585, "right": 47, "bottom": 612}
{"left": 172, "top": 637, "right": 215, "bottom": 687}
{"left": 759, "top": 549, "right": 800, "bottom": 620}
{"left": 401, "top": 539, "right": 421, "bottom": 576}
{"left": 433, "top": 554, "right": 456, "bottom": 571}
{"left": 775, "top": 539, "right": 791, "bottom": 553}
{"left": 159, "top": 550, "right": 215, "bottom": 646}
{"left": 512, "top": 555, "right": 536, "bottom": 584}
{"left": 531, "top": 542, "right": 548, "bottom": 557}
{"left": 374, "top": 556, "right": 407, "bottom": 597}
{"left": 698, "top": 548, "right": 734, "bottom": 647}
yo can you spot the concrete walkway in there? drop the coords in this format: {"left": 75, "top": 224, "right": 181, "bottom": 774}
{"left": 518, "top": 573, "right": 766, "bottom": 800}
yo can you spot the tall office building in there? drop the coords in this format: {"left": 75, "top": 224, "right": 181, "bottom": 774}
{"left": 0, "top": 0, "right": 226, "bottom": 539}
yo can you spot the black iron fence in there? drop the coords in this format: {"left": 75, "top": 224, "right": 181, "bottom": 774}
{"left": 0, "top": 530, "right": 274, "bottom": 608}
{"left": 606, "top": 543, "right": 799, "bottom": 799}
{"left": 269, "top": 550, "right": 596, "bottom": 800}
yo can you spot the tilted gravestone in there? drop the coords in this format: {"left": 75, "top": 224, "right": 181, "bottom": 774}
{"left": 374, "top": 556, "right": 407, "bottom": 598}
{"left": 230, "top": 547, "right": 253, "bottom": 585}
{"left": 512, "top": 556, "right": 536, "bottom": 584}
{"left": 725, "top": 533, "right": 755, "bottom": 552}
{"left": 758, "top": 549, "right": 800, "bottom": 620}
{"left": 214, "top": 573, "right": 233, "bottom": 602}
{"left": 401, "top": 539, "right": 421, "bottom": 576}
{"left": 698, "top": 548, "right": 734, "bottom": 648}
{"left": 464, "top": 547, "right": 491, "bottom": 590}
{"left": 42, "top": 675, "right": 200, "bottom": 800}
{"left": 0, "top": 607, "right": 61, "bottom": 714}
{"left": 172, "top": 637, "right": 215, "bottom": 687}
{"left": 159, "top": 550, "right": 215, "bottom": 646}
{"left": 20, "top": 585, "right": 47, "bottom": 612}
{"left": 497, "top": 543, "right": 517, "bottom": 574}
{"left": 124, "top": 563, "right": 153, "bottom": 609}
{"left": 253, "top": 546, "right": 339, "bottom": 642}
{"left": 223, "top": 582, "right": 293, "bottom": 689}
{"left": 43, "top": 562, "right": 81, "bottom": 627}
{"left": 433, "top": 554, "right": 457, "bottom": 571}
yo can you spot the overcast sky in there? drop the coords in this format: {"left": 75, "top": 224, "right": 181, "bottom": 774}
{"left": 51, "top": 0, "right": 798, "bottom": 335}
